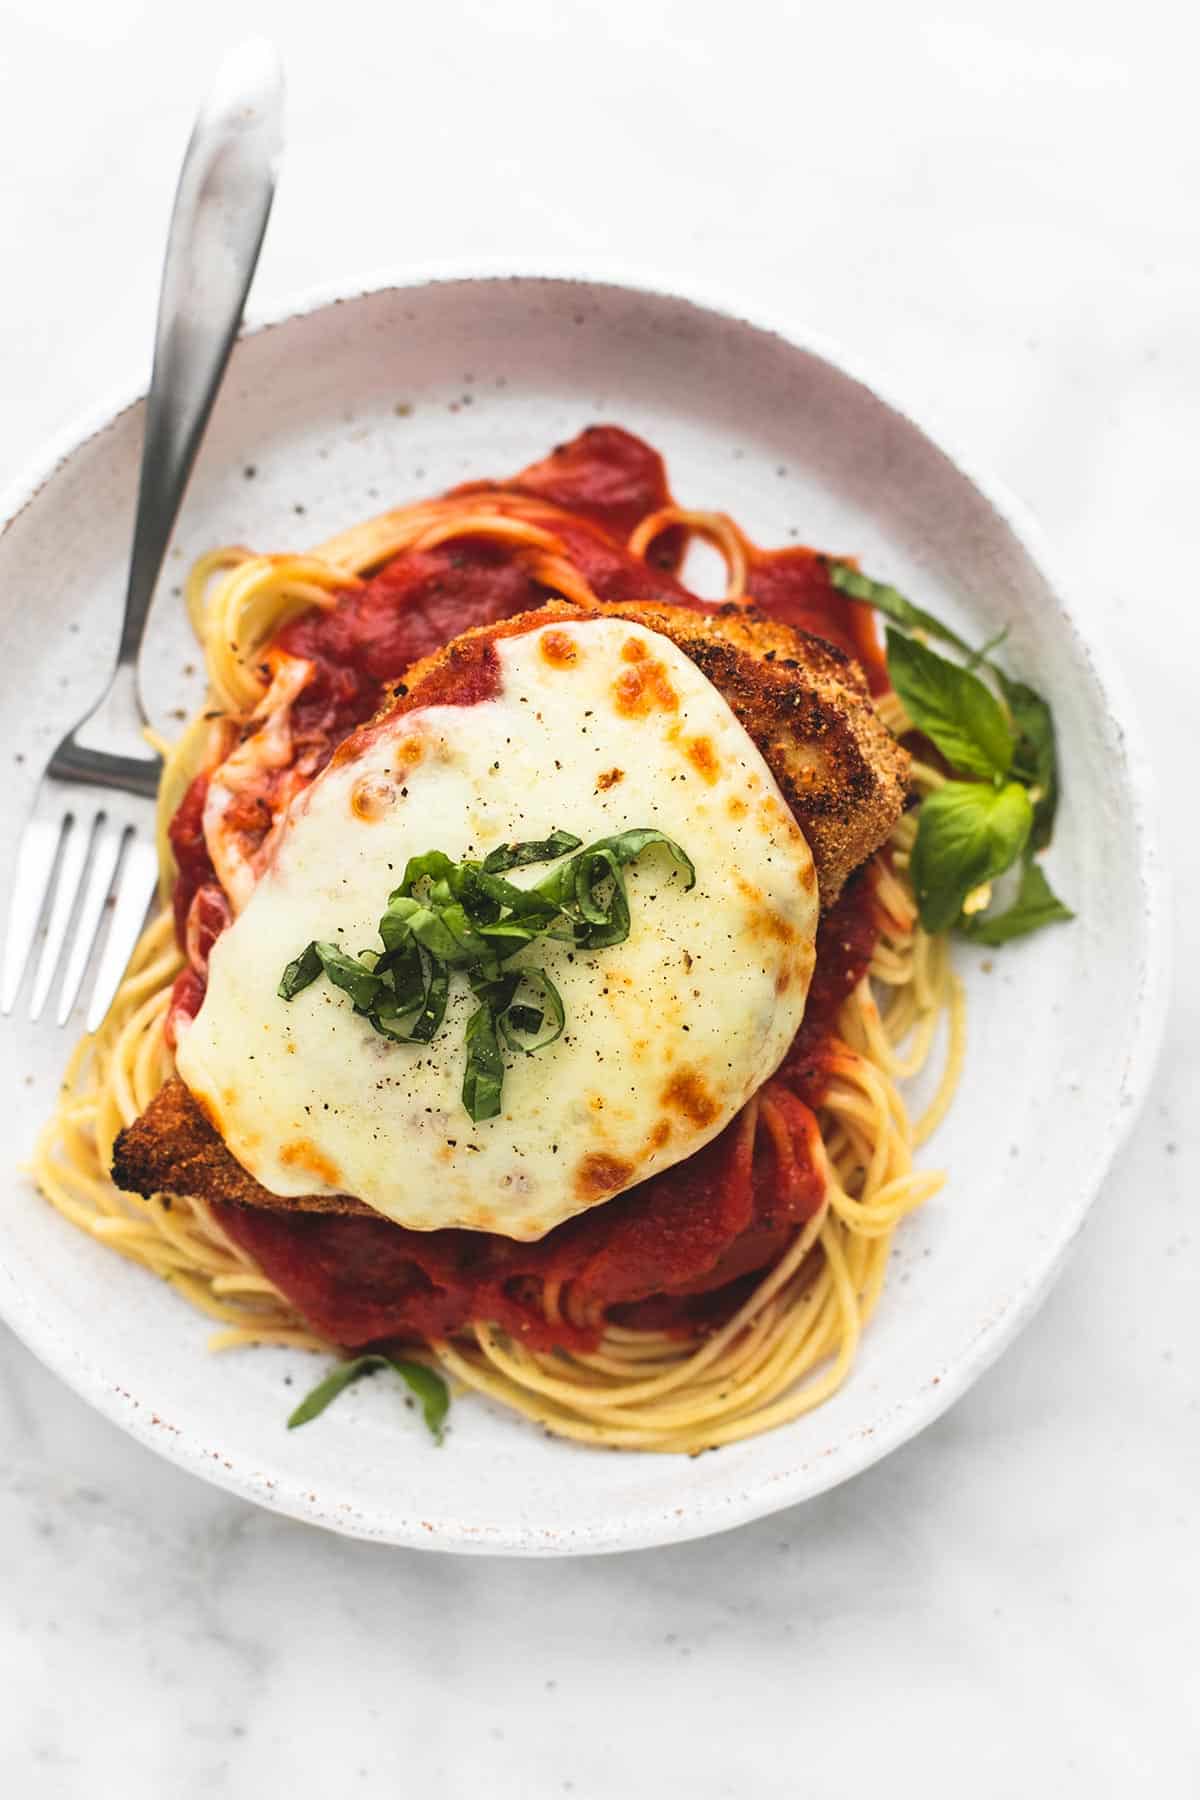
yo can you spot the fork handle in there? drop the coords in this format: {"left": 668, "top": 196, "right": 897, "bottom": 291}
{"left": 115, "top": 38, "right": 284, "bottom": 674}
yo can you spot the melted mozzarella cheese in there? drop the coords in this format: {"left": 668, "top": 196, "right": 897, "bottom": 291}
{"left": 176, "top": 618, "right": 819, "bottom": 1240}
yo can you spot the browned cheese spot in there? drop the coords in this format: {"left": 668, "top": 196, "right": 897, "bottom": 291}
{"left": 736, "top": 874, "right": 798, "bottom": 945}
{"left": 540, "top": 629, "right": 580, "bottom": 668}
{"left": 649, "top": 1118, "right": 672, "bottom": 1150}
{"left": 204, "top": 1084, "right": 262, "bottom": 1157}
{"left": 392, "top": 736, "right": 425, "bottom": 776}
{"left": 613, "top": 637, "right": 679, "bottom": 717}
{"left": 684, "top": 735, "right": 721, "bottom": 784}
{"left": 596, "top": 767, "right": 624, "bottom": 791}
{"left": 661, "top": 1067, "right": 720, "bottom": 1129}
{"left": 726, "top": 793, "right": 748, "bottom": 819}
{"left": 754, "top": 908, "right": 797, "bottom": 945}
{"left": 280, "top": 1138, "right": 342, "bottom": 1188}
{"left": 350, "top": 773, "right": 395, "bottom": 821}
{"left": 189, "top": 1086, "right": 226, "bottom": 1141}
{"left": 762, "top": 793, "right": 806, "bottom": 845}
{"left": 574, "top": 1151, "right": 635, "bottom": 1202}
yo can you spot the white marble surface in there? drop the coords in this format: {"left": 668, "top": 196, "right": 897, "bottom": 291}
{"left": 1, "top": 0, "right": 1197, "bottom": 1792}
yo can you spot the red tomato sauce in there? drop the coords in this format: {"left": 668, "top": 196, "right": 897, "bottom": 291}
{"left": 213, "top": 1078, "right": 824, "bottom": 1353}
{"left": 744, "top": 547, "right": 891, "bottom": 695}
{"left": 167, "top": 426, "right": 889, "bottom": 1347}
{"left": 785, "top": 870, "right": 884, "bottom": 1080}
{"left": 479, "top": 422, "right": 685, "bottom": 556}
{"left": 168, "top": 773, "right": 217, "bottom": 940}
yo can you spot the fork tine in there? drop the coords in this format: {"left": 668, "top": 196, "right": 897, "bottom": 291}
{"left": 55, "top": 824, "right": 126, "bottom": 1027}
{"left": 85, "top": 838, "right": 160, "bottom": 1033}
{"left": 1, "top": 816, "right": 66, "bottom": 1014}
{"left": 29, "top": 814, "right": 94, "bottom": 1022}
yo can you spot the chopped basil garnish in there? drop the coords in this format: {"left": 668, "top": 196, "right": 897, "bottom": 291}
{"left": 532, "top": 828, "right": 695, "bottom": 951}
{"left": 278, "top": 827, "right": 693, "bottom": 1122}
{"left": 310, "top": 941, "right": 387, "bottom": 1012}
{"left": 826, "top": 558, "right": 1072, "bottom": 943}
{"left": 461, "top": 1000, "right": 505, "bottom": 1123}
{"left": 482, "top": 829, "right": 583, "bottom": 873}
{"left": 278, "top": 941, "right": 323, "bottom": 1000}
{"left": 287, "top": 1353, "right": 450, "bottom": 1442}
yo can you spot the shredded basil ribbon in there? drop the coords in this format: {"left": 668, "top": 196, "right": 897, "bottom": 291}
{"left": 279, "top": 827, "right": 694, "bottom": 1122}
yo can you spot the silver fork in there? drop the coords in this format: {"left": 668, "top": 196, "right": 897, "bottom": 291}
{"left": 1, "top": 40, "right": 284, "bottom": 1034}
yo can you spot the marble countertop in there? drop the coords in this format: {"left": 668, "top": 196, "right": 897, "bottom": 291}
{"left": 2, "top": 1, "right": 1196, "bottom": 1792}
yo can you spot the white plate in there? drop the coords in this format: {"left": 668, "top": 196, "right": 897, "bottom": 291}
{"left": 0, "top": 273, "right": 1168, "bottom": 1554}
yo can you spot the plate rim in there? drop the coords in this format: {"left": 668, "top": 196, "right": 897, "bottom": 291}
{"left": 0, "top": 264, "right": 1172, "bottom": 1554}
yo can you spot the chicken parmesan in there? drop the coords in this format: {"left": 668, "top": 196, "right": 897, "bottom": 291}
{"left": 35, "top": 425, "right": 1070, "bottom": 1452}
{"left": 172, "top": 611, "right": 826, "bottom": 1236}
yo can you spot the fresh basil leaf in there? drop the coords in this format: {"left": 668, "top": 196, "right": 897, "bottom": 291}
{"left": 964, "top": 625, "right": 1010, "bottom": 671}
{"left": 830, "top": 561, "right": 1063, "bottom": 846}
{"left": 885, "top": 628, "right": 1015, "bottom": 779}
{"left": 910, "top": 780, "right": 1033, "bottom": 933}
{"left": 287, "top": 1356, "right": 383, "bottom": 1427}
{"left": 960, "top": 857, "right": 1074, "bottom": 946}
{"left": 993, "top": 669, "right": 1058, "bottom": 850}
{"left": 287, "top": 1353, "right": 449, "bottom": 1442}
{"left": 312, "top": 942, "right": 382, "bottom": 1012}
{"left": 278, "top": 941, "right": 323, "bottom": 1000}
{"left": 827, "top": 562, "right": 972, "bottom": 653}
{"left": 481, "top": 830, "right": 582, "bottom": 873}
{"left": 390, "top": 1358, "right": 451, "bottom": 1442}
{"left": 832, "top": 559, "right": 1065, "bottom": 865}
{"left": 462, "top": 1003, "right": 505, "bottom": 1122}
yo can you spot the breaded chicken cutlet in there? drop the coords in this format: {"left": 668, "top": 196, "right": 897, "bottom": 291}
{"left": 112, "top": 598, "right": 909, "bottom": 1217}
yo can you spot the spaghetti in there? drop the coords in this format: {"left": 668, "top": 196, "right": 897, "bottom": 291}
{"left": 33, "top": 430, "right": 964, "bottom": 1453}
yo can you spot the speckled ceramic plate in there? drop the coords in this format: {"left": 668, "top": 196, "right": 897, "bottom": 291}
{"left": 0, "top": 273, "right": 1169, "bottom": 1553}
